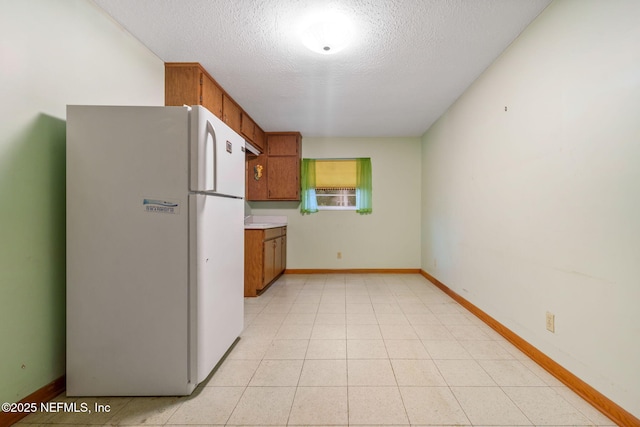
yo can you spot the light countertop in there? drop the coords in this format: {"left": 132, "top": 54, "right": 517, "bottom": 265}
{"left": 244, "top": 215, "right": 287, "bottom": 229}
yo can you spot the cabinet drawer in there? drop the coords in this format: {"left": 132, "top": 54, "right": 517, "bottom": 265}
{"left": 264, "top": 226, "right": 285, "bottom": 240}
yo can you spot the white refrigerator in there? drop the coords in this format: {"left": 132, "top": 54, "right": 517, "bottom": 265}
{"left": 66, "top": 105, "right": 245, "bottom": 396}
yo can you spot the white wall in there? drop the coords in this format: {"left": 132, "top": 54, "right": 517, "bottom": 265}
{"left": 250, "top": 137, "right": 422, "bottom": 270}
{"left": 421, "top": 0, "right": 640, "bottom": 417}
{"left": 0, "top": 0, "right": 164, "bottom": 403}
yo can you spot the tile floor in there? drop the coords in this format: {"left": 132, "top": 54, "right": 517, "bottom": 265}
{"left": 18, "top": 274, "right": 617, "bottom": 426}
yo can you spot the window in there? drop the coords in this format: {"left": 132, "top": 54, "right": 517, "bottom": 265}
{"left": 300, "top": 158, "right": 372, "bottom": 214}
{"left": 316, "top": 188, "right": 356, "bottom": 209}
{"left": 315, "top": 159, "right": 357, "bottom": 210}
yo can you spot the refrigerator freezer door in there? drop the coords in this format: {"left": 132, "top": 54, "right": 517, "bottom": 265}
{"left": 189, "top": 193, "right": 244, "bottom": 383}
{"left": 190, "top": 106, "right": 246, "bottom": 199}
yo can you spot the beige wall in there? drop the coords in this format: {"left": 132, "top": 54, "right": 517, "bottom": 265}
{"left": 420, "top": 0, "right": 640, "bottom": 417}
{"left": 249, "top": 137, "right": 422, "bottom": 269}
{"left": 0, "top": 0, "right": 164, "bottom": 404}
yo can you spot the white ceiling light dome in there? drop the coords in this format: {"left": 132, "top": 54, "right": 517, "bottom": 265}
{"left": 299, "top": 10, "right": 354, "bottom": 55}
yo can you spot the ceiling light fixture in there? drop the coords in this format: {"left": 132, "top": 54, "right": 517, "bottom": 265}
{"left": 299, "top": 10, "right": 354, "bottom": 55}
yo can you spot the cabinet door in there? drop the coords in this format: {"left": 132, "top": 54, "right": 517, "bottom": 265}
{"left": 201, "top": 75, "right": 223, "bottom": 119}
{"left": 165, "top": 65, "right": 200, "bottom": 106}
{"left": 267, "top": 157, "right": 300, "bottom": 200}
{"left": 241, "top": 112, "right": 255, "bottom": 141}
{"left": 280, "top": 234, "right": 287, "bottom": 272}
{"left": 254, "top": 125, "right": 266, "bottom": 153}
{"left": 267, "top": 133, "right": 300, "bottom": 156}
{"left": 244, "top": 229, "right": 264, "bottom": 297}
{"left": 246, "top": 154, "right": 268, "bottom": 201}
{"left": 262, "top": 240, "right": 276, "bottom": 289}
{"left": 241, "top": 113, "right": 265, "bottom": 152}
{"left": 274, "top": 237, "right": 283, "bottom": 276}
{"left": 223, "top": 94, "right": 242, "bottom": 134}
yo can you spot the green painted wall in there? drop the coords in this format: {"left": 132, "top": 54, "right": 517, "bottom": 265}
{"left": 0, "top": 0, "right": 164, "bottom": 403}
{"left": 0, "top": 115, "right": 67, "bottom": 401}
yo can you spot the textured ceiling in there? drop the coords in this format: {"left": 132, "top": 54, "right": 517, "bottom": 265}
{"left": 93, "top": 0, "right": 551, "bottom": 137}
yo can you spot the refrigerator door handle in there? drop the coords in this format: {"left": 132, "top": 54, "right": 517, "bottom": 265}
{"left": 205, "top": 120, "right": 217, "bottom": 192}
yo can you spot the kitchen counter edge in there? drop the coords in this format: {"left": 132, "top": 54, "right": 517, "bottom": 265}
{"left": 244, "top": 223, "right": 287, "bottom": 230}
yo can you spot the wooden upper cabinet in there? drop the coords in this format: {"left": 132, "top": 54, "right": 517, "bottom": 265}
{"left": 201, "top": 75, "right": 223, "bottom": 118}
{"left": 254, "top": 125, "right": 266, "bottom": 152}
{"left": 165, "top": 63, "right": 223, "bottom": 119}
{"left": 165, "top": 64, "right": 200, "bottom": 106}
{"left": 267, "top": 133, "right": 301, "bottom": 200}
{"left": 241, "top": 112, "right": 255, "bottom": 139}
{"left": 246, "top": 153, "right": 268, "bottom": 200}
{"left": 267, "top": 156, "right": 300, "bottom": 200}
{"left": 165, "top": 62, "right": 263, "bottom": 139}
{"left": 246, "top": 132, "right": 302, "bottom": 201}
{"left": 166, "top": 63, "right": 304, "bottom": 202}
{"left": 241, "top": 112, "right": 265, "bottom": 152}
{"left": 267, "top": 133, "right": 301, "bottom": 156}
{"left": 222, "top": 94, "right": 242, "bottom": 134}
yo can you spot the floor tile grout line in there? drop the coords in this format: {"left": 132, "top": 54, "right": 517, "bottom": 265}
{"left": 29, "top": 274, "right": 614, "bottom": 427}
{"left": 279, "top": 274, "right": 587, "bottom": 426}
{"left": 498, "top": 383, "right": 537, "bottom": 426}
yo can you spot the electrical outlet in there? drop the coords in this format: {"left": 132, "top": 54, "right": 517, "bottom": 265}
{"left": 337, "top": 252, "right": 342, "bottom": 259}
{"left": 546, "top": 312, "right": 555, "bottom": 333}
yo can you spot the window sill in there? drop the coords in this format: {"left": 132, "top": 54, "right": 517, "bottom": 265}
{"left": 317, "top": 206, "right": 357, "bottom": 211}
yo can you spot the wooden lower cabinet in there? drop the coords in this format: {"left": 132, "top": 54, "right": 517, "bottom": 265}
{"left": 244, "top": 226, "right": 287, "bottom": 297}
